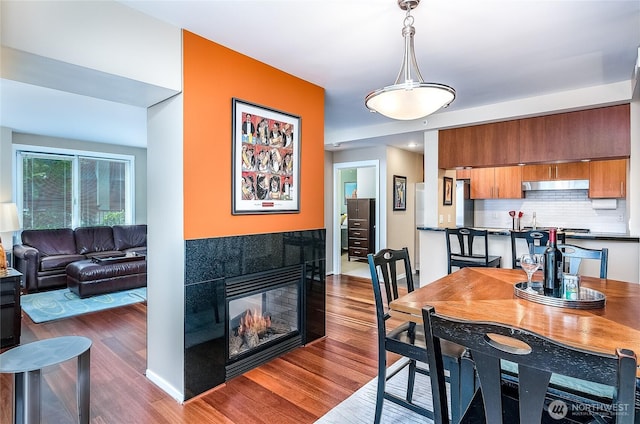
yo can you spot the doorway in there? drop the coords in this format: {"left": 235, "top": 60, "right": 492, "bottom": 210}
{"left": 332, "top": 160, "right": 382, "bottom": 277}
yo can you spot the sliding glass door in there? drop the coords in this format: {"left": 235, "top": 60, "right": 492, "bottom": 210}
{"left": 17, "top": 150, "right": 133, "bottom": 230}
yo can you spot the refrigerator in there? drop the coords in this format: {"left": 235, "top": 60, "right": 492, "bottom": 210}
{"left": 455, "top": 180, "right": 474, "bottom": 227}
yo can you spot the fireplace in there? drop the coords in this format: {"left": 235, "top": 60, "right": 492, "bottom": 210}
{"left": 184, "top": 229, "right": 326, "bottom": 400}
{"left": 225, "top": 266, "right": 302, "bottom": 379}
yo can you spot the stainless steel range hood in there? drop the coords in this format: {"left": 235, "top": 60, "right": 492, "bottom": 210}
{"left": 522, "top": 180, "right": 589, "bottom": 191}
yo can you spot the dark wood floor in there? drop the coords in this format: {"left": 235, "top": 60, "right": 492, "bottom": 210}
{"left": 1, "top": 274, "right": 407, "bottom": 423}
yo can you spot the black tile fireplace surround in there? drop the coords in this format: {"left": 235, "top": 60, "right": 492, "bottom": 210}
{"left": 184, "top": 229, "right": 326, "bottom": 400}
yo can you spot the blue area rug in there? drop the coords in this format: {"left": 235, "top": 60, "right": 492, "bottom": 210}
{"left": 21, "top": 287, "right": 147, "bottom": 323}
{"left": 315, "top": 359, "right": 439, "bottom": 424}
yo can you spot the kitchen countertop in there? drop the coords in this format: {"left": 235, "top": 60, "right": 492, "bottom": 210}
{"left": 417, "top": 226, "right": 639, "bottom": 242}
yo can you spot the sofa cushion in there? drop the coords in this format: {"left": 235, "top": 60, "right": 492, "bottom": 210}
{"left": 75, "top": 226, "right": 116, "bottom": 255}
{"left": 40, "top": 254, "right": 86, "bottom": 271}
{"left": 113, "top": 225, "right": 147, "bottom": 251}
{"left": 21, "top": 228, "right": 77, "bottom": 256}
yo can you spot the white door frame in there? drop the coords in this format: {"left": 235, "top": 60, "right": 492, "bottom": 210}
{"left": 332, "top": 160, "right": 382, "bottom": 275}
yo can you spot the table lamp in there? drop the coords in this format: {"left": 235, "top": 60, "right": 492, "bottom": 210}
{"left": 0, "top": 203, "right": 21, "bottom": 270}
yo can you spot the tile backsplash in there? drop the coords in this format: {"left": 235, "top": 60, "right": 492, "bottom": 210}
{"left": 475, "top": 190, "right": 627, "bottom": 233}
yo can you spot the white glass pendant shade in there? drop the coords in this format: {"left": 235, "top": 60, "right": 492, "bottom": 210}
{"left": 365, "top": 81, "right": 455, "bottom": 120}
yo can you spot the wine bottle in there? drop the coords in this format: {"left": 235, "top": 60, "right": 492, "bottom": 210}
{"left": 543, "top": 228, "right": 563, "bottom": 297}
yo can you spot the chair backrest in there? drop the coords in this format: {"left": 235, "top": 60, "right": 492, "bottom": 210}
{"left": 532, "top": 243, "right": 608, "bottom": 278}
{"left": 367, "top": 248, "right": 415, "bottom": 341}
{"left": 558, "top": 243, "right": 608, "bottom": 279}
{"left": 510, "top": 230, "right": 566, "bottom": 269}
{"left": 422, "top": 305, "right": 637, "bottom": 424}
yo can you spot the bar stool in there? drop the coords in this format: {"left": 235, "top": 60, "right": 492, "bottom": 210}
{"left": 445, "top": 228, "right": 501, "bottom": 274}
{"left": 0, "top": 336, "right": 92, "bottom": 424}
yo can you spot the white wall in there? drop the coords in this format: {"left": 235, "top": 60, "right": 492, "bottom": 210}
{"left": 356, "top": 167, "right": 376, "bottom": 198}
{"left": 146, "top": 94, "right": 185, "bottom": 402}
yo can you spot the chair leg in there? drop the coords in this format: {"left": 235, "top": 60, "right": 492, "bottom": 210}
{"left": 374, "top": 353, "right": 386, "bottom": 424}
{"left": 406, "top": 359, "right": 417, "bottom": 403}
{"left": 448, "top": 359, "right": 461, "bottom": 424}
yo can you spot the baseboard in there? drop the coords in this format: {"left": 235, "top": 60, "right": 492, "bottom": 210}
{"left": 145, "top": 368, "right": 184, "bottom": 404}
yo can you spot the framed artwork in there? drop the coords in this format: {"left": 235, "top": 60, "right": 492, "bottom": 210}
{"left": 231, "top": 98, "right": 300, "bottom": 214}
{"left": 393, "top": 175, "right": 407, "bottom": 211}
{"left": 443, "top": 176, "right": 453, "bottom": 206}
{"left": 344, "top": 182, "right": 357, "bottom": 205}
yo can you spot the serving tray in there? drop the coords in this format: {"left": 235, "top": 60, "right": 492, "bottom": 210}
{"left": 513, "top": 281, "right": 605, "bottom": 309}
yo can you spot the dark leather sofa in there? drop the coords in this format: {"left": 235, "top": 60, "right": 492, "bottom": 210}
{"left": 13, "top": 225, "right": 147, "bottom": 292}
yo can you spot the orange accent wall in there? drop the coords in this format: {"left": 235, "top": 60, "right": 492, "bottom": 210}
{"left": 183, "top": 30, "right": 325, "bottom": 239}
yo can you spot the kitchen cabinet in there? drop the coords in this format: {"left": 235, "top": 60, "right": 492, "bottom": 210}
{"left": 456, "top": 169, "right": 471, "bottom": 180}
{"left": 470, "top": 166, "right": 522, "bottom": 199}
{"left": 439, "top": 120, "right": 520, "bottom": 169}
{"left": 521, "top": 161, "right": 589, "bottom": 181}
{"left": 439, "top": 104, "right": 630, "bottom": 169}
{"left": 589, "top": 159, "right": 627, "bottom": 198}
{"left": 519, "top": 104, "right": 630, "bottom": 163}
{"left": 346, "top": 198, "right": 375, "bottom": 261}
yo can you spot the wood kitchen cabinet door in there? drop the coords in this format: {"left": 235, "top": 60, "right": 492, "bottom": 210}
{"left": 495, "top": 166, "right": 523, "bottom": 198}
{"left": 519, "top": 105, "right": 630, "bottom": 163}
{"left": 589, "top": 159, "right": 627, "bottom": 198}
{"left": 470, "top": 166, "right": 522, "bottom": 199}
{"left": 439, "top": 120, "right": 519, "bottom": 168}
{"left": 470, "top": 168, "right": 495, "bottom": 199}
{"left": 521, "top": 162, "right": 589, "bottom": 181}
{"left": 555, "top": 161, "right": 589, "bottom": 179}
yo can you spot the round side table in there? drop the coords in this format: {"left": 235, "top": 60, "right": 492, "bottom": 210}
{"left": 0, "top": 336, "right": 92, "bottom": 424}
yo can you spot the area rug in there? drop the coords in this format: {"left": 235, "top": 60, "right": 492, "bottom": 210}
{"left": 315, "top": 359, "right": 438, "bottom": 424}
{"left": 21, "top": 287, "right": 147, "bottom": 323}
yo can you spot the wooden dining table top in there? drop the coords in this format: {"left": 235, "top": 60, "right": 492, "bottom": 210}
{"left": 389, "top": 267, "right": 640, "bottom": 376}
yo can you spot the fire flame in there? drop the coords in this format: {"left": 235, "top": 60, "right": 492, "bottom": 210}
{"left": 238, "top": 309, "right": 271, "bottom": 336}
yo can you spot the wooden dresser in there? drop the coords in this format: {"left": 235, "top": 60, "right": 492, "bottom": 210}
{"left": 346, "top": 198, "right": 375, "bottom": 261}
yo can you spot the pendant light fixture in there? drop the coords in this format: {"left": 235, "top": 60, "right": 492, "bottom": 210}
{"left": 365, "top": 0, "right": 455, "bottom": 120}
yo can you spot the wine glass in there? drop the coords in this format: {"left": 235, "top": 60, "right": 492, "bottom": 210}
{"left": 520, "top": 254, "right": 542, "bottom": 292}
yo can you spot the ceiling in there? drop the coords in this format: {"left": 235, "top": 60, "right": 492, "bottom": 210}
{"left": 1, "top": 0, "right": 639, "bottom": 152}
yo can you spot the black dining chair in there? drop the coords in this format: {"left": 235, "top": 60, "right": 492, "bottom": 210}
{"left": 422, "top": 306, "right": 637, "bottom": 424}
{"left": 510, "top": 230, "right": 566, "bottom": 269}
{"left": 421, "top": 305, "right": 637, "bottom": 424}
{"left": 445, "top": 228, "right": 501, "bottom": 274}
{"left": 367, "top": 248, "right": 468, "bottom": 424}
{"left": 532, "top": 243, "right": 609, "bottom": 278}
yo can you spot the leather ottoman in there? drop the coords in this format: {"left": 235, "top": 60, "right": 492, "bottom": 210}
{"left": 66, "top": 257, "right": 147, "bottom": 298}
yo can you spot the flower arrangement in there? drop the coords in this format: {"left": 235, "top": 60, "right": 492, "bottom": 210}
{"left": 509, "top": 211, "right": 524, "bottom": 230}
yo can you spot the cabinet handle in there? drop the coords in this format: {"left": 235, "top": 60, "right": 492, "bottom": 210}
{"left": 621, "top": 181, "right": 624, "bottom": 196}
{"left": 549, "top": 166, "right": 552, "bottom": 179}
{"left": 555, "top": 165, "right": 558, "bottom": 179}
{"left": 497, "top": 187, "right": 500, "bottom": 198}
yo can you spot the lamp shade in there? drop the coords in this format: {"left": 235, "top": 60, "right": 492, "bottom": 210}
{"left": 365, "top": 81, "right": 456, "bottom": 120}
{"left": 0, "top": 203, "right": 21, "bottom": 233}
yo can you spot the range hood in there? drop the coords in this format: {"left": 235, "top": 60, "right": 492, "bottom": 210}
{"left": 522, "top": 180, "right": 589, "bottom": 191}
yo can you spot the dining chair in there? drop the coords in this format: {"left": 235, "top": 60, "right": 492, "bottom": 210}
{"left": 510, "top": 230, "right": 565, "bottom": 269}
{"left": 445, "top": 228, "right": 501, "bottom": 274}
{"left": 532, "top": 243, "right": 609, "bottom": 278}
{"left": 367, "top": 248, "right": 468, "bottom": 424}
{"left": 421, "top": 305, "right": 637, "bottom": 424}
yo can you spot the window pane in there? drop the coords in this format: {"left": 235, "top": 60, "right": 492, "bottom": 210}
{"left": 22, "top": 155, "right": 73, "bottom": 229}
{"left": 79, "top": 158, "right": 126, "bottom": 226}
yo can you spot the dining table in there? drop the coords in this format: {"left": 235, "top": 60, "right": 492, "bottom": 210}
{"left": 389, "top": 267, "right": 640, "bottom": 377}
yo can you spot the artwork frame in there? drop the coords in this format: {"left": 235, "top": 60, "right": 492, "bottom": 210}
{"left": 393, "top": 175, "right": 407, "bottom": 211}
{"left": 232, "top": 98, "right": 301, "bottom": 215}
{"left": 443, "top": 176, "right": 453, "bottom": 206}
{"left": 344, "top": 182, "right": 357, "bottom": 205}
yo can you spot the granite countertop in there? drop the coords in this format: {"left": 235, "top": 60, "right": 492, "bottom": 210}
{"left": 417, "top": 226, "right": 639, "bottom": 242}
